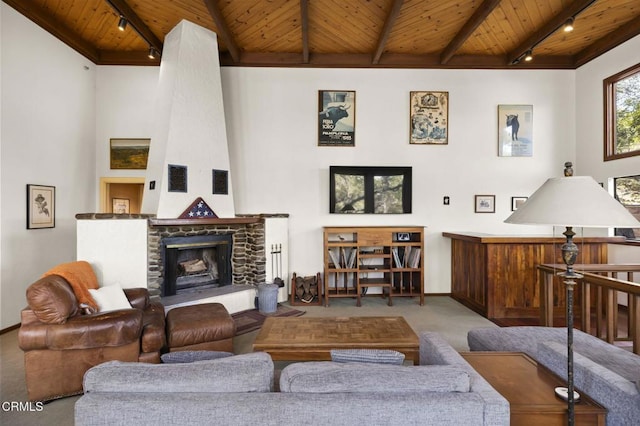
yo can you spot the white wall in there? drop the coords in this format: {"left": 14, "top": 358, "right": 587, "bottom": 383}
{"left": 96, "top": 65, "right": 576, "bottom": 295}
{"left": 1, "top": 4, "right": 96, "bottom": 329}
{"left": 576, "top": 35, "right": 640, "bottom": 263}
{"left": 221, "top": 67, "right": 576, "bottom": 293}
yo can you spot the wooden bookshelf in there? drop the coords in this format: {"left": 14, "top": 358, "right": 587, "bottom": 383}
{"left": 323, "top": 226, "right": 425, "bottom": 307}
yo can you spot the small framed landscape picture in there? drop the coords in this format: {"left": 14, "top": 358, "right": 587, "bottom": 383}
{"left": 27, "top": 184, "right": 55, "bottom": 229}
{"left": 110, "top": 138, "right": 150, "bottom": 169}
{"left": 511, "top": 196, "right": 528, "bottom": 211}
{"left": 475, "top": 195, "right": 495, "bottom": 213}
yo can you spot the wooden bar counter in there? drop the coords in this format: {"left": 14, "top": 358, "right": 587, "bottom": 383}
{"left": 443, "top": 232, "right": 625, "bottom": 320}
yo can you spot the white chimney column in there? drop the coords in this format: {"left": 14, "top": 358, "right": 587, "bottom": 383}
{"left": 142, "top": 20, "right": 235, "bottom": 218}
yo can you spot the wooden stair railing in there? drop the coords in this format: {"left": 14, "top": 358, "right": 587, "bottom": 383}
{"left": 537, "top": 264, "right": 640, "bottom": 354}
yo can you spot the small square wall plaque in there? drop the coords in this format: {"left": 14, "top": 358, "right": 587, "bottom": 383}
{"left": 168, "top": 165, "right": 187, "bottom": 192}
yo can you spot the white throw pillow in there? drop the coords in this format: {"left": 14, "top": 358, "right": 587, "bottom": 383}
{"left": 88, "top": 285, "right": 132, "bottom": 312}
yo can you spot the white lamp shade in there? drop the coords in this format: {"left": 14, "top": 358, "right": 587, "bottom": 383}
{"left": 505, "top": 176, "right": 640, "bottom": 228}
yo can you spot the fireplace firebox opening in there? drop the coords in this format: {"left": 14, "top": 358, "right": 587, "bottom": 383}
{"left": 161, "top": 234, "right": 233, "bottom": 296}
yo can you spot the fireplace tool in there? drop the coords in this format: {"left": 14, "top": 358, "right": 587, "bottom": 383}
{"left": 271, "top": 244, "right": 285, "bottom": 287}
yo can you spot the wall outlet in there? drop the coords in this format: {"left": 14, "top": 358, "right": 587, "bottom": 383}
{"left": 444, "top": 196, "right": 450, "bottom": 205}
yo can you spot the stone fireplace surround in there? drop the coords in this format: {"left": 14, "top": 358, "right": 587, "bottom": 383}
{"left": 148, "top": 217, "right": 267, "bottom": 298}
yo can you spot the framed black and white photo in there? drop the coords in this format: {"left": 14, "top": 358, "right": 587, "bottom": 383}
{"left": 410, "top": 91, "right": 449, "bottom": 144}
{"left": 27, "top": 184, "right": 55, "bottom": 229}
{"left": 475, "top": 195, "right": 495, "bottom": 213}
{"left": 318, "top": 90, "right": 355, "bottom": 146}
{"left": 511, "top": 196, "right": 528, "bottom": 211}
{"left": 498, "top": 105, "right": 533, "bottom": 157}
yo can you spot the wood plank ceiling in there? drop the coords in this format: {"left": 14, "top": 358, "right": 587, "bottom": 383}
{"left": 5, "top": 0, "right": 640, "bottom": 69}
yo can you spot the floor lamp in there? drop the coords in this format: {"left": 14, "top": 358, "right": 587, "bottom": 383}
{"left": 504, "top": 162, "right": 639, "bottom": 426}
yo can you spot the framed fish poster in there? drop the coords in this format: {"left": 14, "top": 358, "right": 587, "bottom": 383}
{"left": 318, "top": 90, "right": 355, "bottom": 146}
{"left": 498, "top": 105, "right": 533, "bottom": 157}
{"left": 410, "top": 91, "right": 449, "bottom": 144}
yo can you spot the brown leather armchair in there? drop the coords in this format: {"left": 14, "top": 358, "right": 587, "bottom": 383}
{"left": 18, "top": 274, "right": 166, "bottom": 401}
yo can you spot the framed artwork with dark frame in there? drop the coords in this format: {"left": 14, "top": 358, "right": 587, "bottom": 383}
{"left": 410, "top": 91, "right": 449, "bottom": 144}
{"left": 27, "top": 184, "right": 55, "bottom": 229}
{"left": 168, "top": 164, "right": 187, "bottom": 192}
{"left": 112, "top": 198, "right": 130, "bottom": 214}
{"left": 511, "top": 196, "right": 528, "bottom": 211}
{"left": 498, "top": 105, "right": 533, "bottom": 157}
{"left": 318, "top": 90, "right": 355, "bottom": 147}
{"left": 212, "top": 169, "right": 228, "bottom": 194}
{"left": 475, "top": 195, "right": 495, "bottom": 213}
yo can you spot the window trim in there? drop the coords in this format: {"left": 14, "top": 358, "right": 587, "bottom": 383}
{"left": 603, "top": 62, "right": 640, "bottom": 161}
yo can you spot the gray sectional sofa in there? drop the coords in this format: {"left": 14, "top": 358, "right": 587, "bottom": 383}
{"left": 468, "top": 326, "right": 640, "bottom": 426}
{"left": 75, "top": 332, "right": 509, "bottom": 426}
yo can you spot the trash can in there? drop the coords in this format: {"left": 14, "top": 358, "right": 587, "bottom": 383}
{"left": 257, "top": 283, "right": 279, "bottom": 314}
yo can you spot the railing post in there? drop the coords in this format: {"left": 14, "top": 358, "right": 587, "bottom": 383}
{"left": 632, "top": 294, "right": 639, "bottom": 355}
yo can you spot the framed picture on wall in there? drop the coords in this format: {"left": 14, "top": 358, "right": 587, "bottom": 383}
{"left": 318, "top": 90, "right": 355, "bottom": 146}
{"left": 110, "top": 138, "right": 150, "bottom": 169}
{"left": 410, "top": 91, "right": 449, "bottom": 144}
{"left": 112, "top": 198, "right": 130, "bottom": 214}
{"left": 498, "top": 105, "right": 533, "bottom": 157}
{"left": 27, "top": 184, "right": 55, "bottom": 229}
{"left": 475, "top": 195, "right": 495, "bottom": 213}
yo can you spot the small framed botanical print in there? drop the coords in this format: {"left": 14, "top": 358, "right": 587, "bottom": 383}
{"left": 27, "top": 184, "right": 55, "bottom": 229}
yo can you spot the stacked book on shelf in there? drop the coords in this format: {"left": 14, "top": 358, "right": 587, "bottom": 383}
{"left": 392, "top": 246, "right": 421, "bottom": 268}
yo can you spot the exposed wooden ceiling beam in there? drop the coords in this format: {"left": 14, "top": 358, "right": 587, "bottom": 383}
{"left": 98, "top": 50, "right": 161, "bottom": 66}
{"left": 440, "top": 0, "right": 501, "bottom": 64}
{"left": 300, "top": 0, "right": 310, "bottom": 63}
{"left": 372, "top": 0, "right": 404, "bottom": 64}
{"left": 507, "top": 0, "right": 597, "bottom": 65}
{"left": 574, "top": 14, "right": 640, "bottom": 67}
{"left": 203, "top": 0, "right": 240, "bottom": 63}
{"left": 105, "top": 0, "right": 163, "bottom": 52}
{"left": 4, "top": 0, "right": 99, "bottom": 63}
{"left": 220, "top": 51, "right": 575, "bottom": 69}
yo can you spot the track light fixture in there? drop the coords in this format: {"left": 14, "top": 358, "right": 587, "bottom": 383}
{"left": 524, "top": 50, "right": 533, "bottom": 62}
{"left": 118, "top": 16, "right": 127, "bottom": 31}
{"left": 564, "top": 17, "right": 575, "bottom": 33}
{"left": 148, "top": 47, "right": 157, "bottom": 59}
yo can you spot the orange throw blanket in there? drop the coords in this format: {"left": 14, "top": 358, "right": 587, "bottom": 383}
{"left": 43, "top": 260, "right": 99, "bottom": 311}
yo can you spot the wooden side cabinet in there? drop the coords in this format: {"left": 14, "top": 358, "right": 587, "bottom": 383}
{"left": 323, "top": 226, "right": 425, "bottom": 307}
{"left": 443, "top": 232, "right": 624, "bottom": 320}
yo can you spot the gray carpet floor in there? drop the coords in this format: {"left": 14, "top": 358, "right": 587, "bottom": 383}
{"left": 1, "top": 295, "right": 496, "bottom": 426}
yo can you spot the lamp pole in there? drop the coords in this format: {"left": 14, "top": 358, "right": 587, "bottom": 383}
{"left": 559, "top": 225, "right": 581, "bottom": 426}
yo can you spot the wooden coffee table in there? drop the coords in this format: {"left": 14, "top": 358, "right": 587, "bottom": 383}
{"left": 461, "top": 352, "right": 606, "bottom": 426}
{"left": 252, "top": 316, "right": 419, "bottom": 364}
